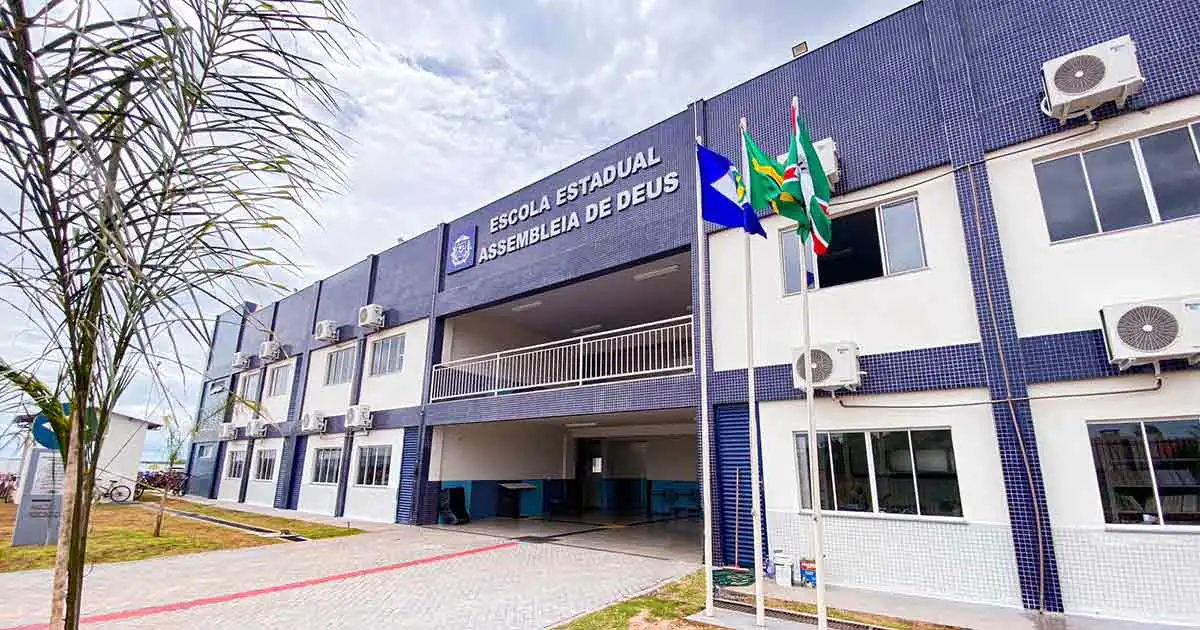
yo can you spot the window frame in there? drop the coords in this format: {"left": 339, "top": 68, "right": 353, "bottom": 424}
{"left": 1087, "top": 416, "right": 1200, "bottom": 530}
{"left": 239, "top": 370, "right": 261, "bottom": 400}
{"left": 311, "top": 447, "right": 343, "bottom": 485}
{"left": 368, "top": 333, "right": 406, "bottom": 377}
{"left": 1034, "top": 122, "right": 1200, "bottom": 244}
{"left": 793, "top": 426, "right": 962, "bottom": 521}
{"left": 324, "top": 346, "right": 356, "bottom": 386}
{"left": 226, "top": 450, "right": 246, "bottom": 479}
{"left": 197, "top": 444, "right": 214, "bottom": 458}
{"left": 355, "top": 444, "right": 392, "bottom": 487}
{"left": 253, "top": 449, "right": 277, "bottom": 481}
{"left": 264, "top": 363, "right": 292, "bottom": 398}
{"left": 780, "top": 196, "right": 928, "bottom": 296}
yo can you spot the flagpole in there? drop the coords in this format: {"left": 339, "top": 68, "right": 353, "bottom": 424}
{"left": 692, "top": 106, "right": 717, "bottom": 618}
{"left": 799, "top": 177, "right": 829, "bottom": 630}
{"left": 739, "top": 117, "right": 767, "bottom": 627}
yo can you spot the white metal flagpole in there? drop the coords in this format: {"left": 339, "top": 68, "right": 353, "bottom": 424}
{"left": 800, "top": 234, "right": 827, "bottom": 629}
{"left": 739, "top": 117, "right": 767, "bottom": 627}
{"left": 792, "top": 93, "right": 830, "bottom": 628}
{"left": 692, "top": 105, "right": 717, "bottom": 618}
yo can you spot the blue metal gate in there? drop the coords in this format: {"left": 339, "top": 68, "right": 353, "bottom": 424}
{"left": 714, "top": 403, "right": 768, "bottom": 568}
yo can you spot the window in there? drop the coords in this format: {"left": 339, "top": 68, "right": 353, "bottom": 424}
{"left": 370, "top": 334, "right": 405, "bottom": 376}
{"left": 226, "top": 450, "right": 246, "bottom": 479}
{"left": 207, "top": 380, "right": 226, "bottom": 396}
{"left": 254, "top": 449, "right": 277, "bottom": 481}
{"left": 1088, "top": 418, "right": 1200, "bottom": 526}
{"left": 1034, "top": 124, "right": 1200, "bottom": 242}
{"left": 239, "top": 371, "right": 261, "bottom": 400}
{"left": 265, "top": 363, "right": 292, "bottom": 398}
{"left": 197, "top": 444, "right": 214, "bottom": 458}
{"left": 325, "top": 347, "right": 356, "bottom": 385}
{"left": 356, "top": 445, "right": 392, "bottom": 486}
{"left": 782, "top": 198, "right": 926, "bottom": 294}
{"left": 794, "top": 428, "right": 962, "bottom": 518}
{"left": 311, "top": 448, "right": 342, "bottom": 485}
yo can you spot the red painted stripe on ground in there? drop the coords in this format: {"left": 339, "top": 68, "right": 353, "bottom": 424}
{"left": 4, "top": 541, "right": 517, "bottom": 630}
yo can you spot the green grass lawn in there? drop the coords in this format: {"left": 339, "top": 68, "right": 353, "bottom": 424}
{"left": 163, "top": 497, "right": 360, "bottom": 540}
{"left": 0, "top": 497, "right": 362, "bottom": 573}
{"left": 558, "top": 571, "right": 963, "bottom": 630}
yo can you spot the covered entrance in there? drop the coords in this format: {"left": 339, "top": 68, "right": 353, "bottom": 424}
{"left": 427, "top": 409, "right": 701, "bottom": 561}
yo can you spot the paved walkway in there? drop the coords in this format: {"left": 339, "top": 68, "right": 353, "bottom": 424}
{"left": 0, "top": 521, "right": 695, "bottom": 629}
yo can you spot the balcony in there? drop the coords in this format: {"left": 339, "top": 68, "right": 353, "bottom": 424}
{"left": 430, "top": 315, "right": 694, "bottom": 402}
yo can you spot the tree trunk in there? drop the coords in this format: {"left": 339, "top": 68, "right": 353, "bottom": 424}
{"left": 154, "top": 481, "right": 167, "bottom": 537}
{"left": 48, "top": 408, "right": 85, "bottom": 629}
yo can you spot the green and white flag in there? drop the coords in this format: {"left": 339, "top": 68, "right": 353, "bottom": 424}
{"left": 782, "top": 99, "right": 833, "bottom": 255}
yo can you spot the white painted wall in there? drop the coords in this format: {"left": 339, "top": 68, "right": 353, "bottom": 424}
{"left": 301, "top": 340, "right": 356, "bottom": 419}
{"left": 258, "top": 359, "right": 295, "bottom": 424}
{"left": 244, "top": 437, "right": 283, "bottom": 507}
{"left": 94, "top": 414, "right": 150, "bottom": 491}
{"left": 645, "top": 436, "right": 695, "bottom": 481}
{"left": 709, "top": 167, "right": 980, "bottom": 370}
{"left": 444, "top": 314, "right": 549, "bottom": 361}
{"left": 359, "top": 319, "right": 428, "bottom": 411}
{"left": 1029, "top": 371, "right": 1200, "bottom": 623}
{"left": 759, "top": 389, "right": 1022, "bottom": 606}
{"left": 989, "top": 95, "right": 1200, "bottom": 337}
{"left": 343, "top": 428, "right": 406, "bottom": 523}
{"left": 231, "top": 368, "right": 261, "bottom": 426}
{"left": 297, "top": 433, "right": 345, "bottom": 516}
{"left": 431, "top": 422, "right": 567, "bottom": 481}
{"left": 217, "top": 443, "right": 247, "bottom": 502}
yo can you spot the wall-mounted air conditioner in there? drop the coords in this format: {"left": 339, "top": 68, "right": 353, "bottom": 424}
{"left": 1041, "top": 35, "right": 1144, "bottom": 124}
{"left": 776, "top": 137, "right": 840, "bottom": 188}
{"left": 259, "top": 340, "right": 281, "bottom": 362}
{"left": 246, "top": 420, "right": 267, "bottom": 437}
{"left": 300, "top": 411, "right": 327, "bottom": 434}
{"left": 314, "top": 320, "right": 339, "bottom": 343}
{"left": 218, "top": 423, "right": 238, "bottom": 440}
{"left": 1100, "top": 296, "right": 1200, "bottom": 370}
{"left": 346, "top": 404, "right": 373, "bottom": 430}
{"left": 358, "top": 304, "right": 385, "bottom": 329}
{"left": 792, "top": 342, "right": 862, "bottom": 391}
{"left": 231, "top": 352, "right": 250, "bottom": 369}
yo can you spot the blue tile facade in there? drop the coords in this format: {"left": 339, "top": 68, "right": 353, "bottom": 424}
{"left": 191, "top": 0, "right": 1199, "bottom": 614}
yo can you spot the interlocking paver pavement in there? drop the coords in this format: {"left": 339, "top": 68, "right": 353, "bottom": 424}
{"left": 0, "top": 524, "right": 696, "bottom": 630}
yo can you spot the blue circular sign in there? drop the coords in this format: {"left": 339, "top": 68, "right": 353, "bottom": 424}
{"left": 33, "top": 414, "right": 59, "bottom": 451}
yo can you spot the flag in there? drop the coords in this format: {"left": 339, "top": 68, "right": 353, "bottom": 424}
{"left": 786, "top": 101, "right": 833, "bottom": 255}
{"left": 741, "top": 127, "right": 809, "bottom": 230}
{"left": 696, "top": 143, "right": 766, "bottom": 238}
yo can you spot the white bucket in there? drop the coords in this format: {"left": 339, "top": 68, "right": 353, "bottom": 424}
{"left": 773, "top": 552, "right": 793, "bottom": 587}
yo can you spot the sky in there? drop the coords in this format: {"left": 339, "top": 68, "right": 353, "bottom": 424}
{"left": 0, "top": 0, "right": 915, "bottom": 461}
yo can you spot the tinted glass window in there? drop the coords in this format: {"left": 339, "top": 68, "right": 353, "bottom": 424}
{"left": 1035, "top": 155, "right": 1097, "bottom": 241}
{"left": 912, "top": 430, "right": 962, "bottom": 517}
{"left": 1089, "top": 422, "right": 1157, "bottom": 525}
{"left": 880, "top": 199, "right": 926, "bottom": 273}
{"left": 1083, "top": 142, "right": 1152, "bottom": 232}
{"left": 1139, "top": 128, "right": 1200, "bottom": 222}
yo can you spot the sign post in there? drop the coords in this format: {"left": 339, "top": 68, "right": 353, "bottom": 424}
{"left": 11, "top": 448, "right": 63, "bottom": 547}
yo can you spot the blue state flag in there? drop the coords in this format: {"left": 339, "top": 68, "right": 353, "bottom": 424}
{"left": 696, "top": 144, "right": 767, "bottom": 238}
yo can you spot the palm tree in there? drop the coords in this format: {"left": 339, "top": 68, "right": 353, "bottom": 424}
{"left": 0, "top": 2, "right": 358, "bottom": 627}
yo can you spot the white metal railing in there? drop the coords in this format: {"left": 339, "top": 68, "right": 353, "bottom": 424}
{"left": 430, "top": 315, "right": 694, "bottom": 401}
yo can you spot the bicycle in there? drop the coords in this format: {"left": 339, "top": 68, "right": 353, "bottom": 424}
{"left": 98, "top": 479, "right": 133, "bottom": 503}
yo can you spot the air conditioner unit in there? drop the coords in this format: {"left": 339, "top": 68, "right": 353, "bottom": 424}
{"left": 358, "top": 304, "right": 385, "bottom": 329}
{"left": 1100, "top": 296, "right": 1200, "bottom": 370}
{"left": 231, "top": 352, "right": 250, "bottom": 369}
{"left": 1041, "top": 35, "right": 1145, "bottom": 124}
{"left": 776, "top": 137, "right": 840, "bottom": 188}
{"left": 792, "top": 342, "right": 862, "bottom": 391}
{"left": 218, "top": 423, "right": 238, "bottom": 440}
{"left": 246, "top": 420, "right": 267, "bottom": 437}
{"left": 346, "top": 404, "right": 373, "bottom": 430}
{"left": 300, "top": 411, "right": 327, "bottom": 434}
{"left": 313, "top": 319, "right": 339, "bottom": 343}
{"left": 259, "top": 340, "right": 281, "bottom": 362}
